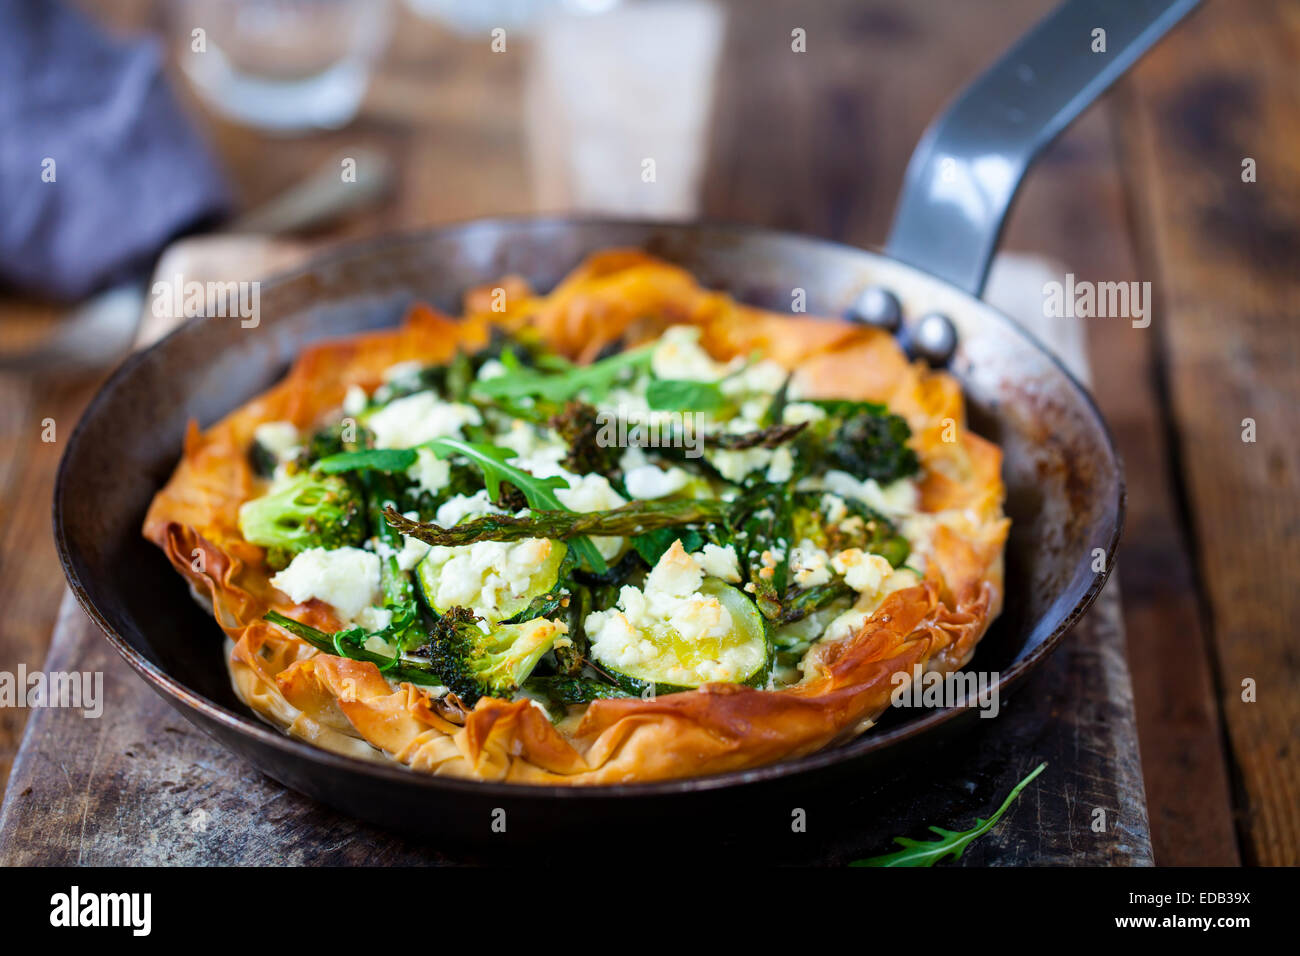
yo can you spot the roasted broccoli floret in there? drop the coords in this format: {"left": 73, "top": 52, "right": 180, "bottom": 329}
{"left": 548, "top": 400, "right": 621, "bottom": 477}
{"left": 827, "top": 410, "right": 918, "bottom": 482}
{"left": 411, "top": 607, "right": 559, "bottom": 705}
{"left": 793, "top": 400, "right": 919, "bottom": 485}
{"left": 295, "top": 422, "right": 350, "bottom": 468}
{"left": 238, "top": 471, "right": 366, "bottom": 568}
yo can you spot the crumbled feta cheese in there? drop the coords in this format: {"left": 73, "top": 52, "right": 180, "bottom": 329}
{"left": 821, "top": 493, "right": 849, "bottom": 525}
{"left": 382, "top": 360, "right": 424, "bottom": 383}
{"left": 544, "top": 469, "right": 627, "bottom": 561}
{"left": 586, "top": 540, "right": 739, "bottom": 677}
{"left": 355, "top": 606, "right": 393, "bottom": 632}
{"left": 477, "top": 358, "right": 508, "bottom": 381}
{"left": 554, "top": 472, "right": 626, "bottom": 513}
{"left": 651, "top": 326, "right": 727, "bottom": 382}
{"left": 790, "top": 540, "right": 832, "bottom": 587}
{"left": 831, "top": 548, "right": 894, "bottom": 594}
{"left": 342, "top": 385, "right": 369, "bottom": 416}
{"left": 389, "top": 517, "right": 432, "bottom": 571}
{"left": 782, "top": 402, "right": 827, "bottom": 425}
{"left": 270, "top": 547, "right": 381, "bottom": 623}
{"left": 585, "top": 609, "right": 658, "bottom": 669}
{"left": 253, "top": 421, "right": 300, "bottom": 462}
{"left": 719, "top": 359, "right": 788, "bottom": 396}
{"left": 823, "top": 567, "right": 923, "bottom": 641}
{"left": 646, "top": 538, "right": 704, "bottom": 596}
{"left": 765, "top": 446, "right": 795, "bottom": 483}
{"left": 817, "top": 470, "right": 919, "bottom": 516}
{"left": 367, "top": 391, "right": 481, "bottom": 449}
{"left": 708, "top": 444, "right": 775, "bottom": 482}
{"left": 425, "top": 538, "right": 554, "bottom": 619}
{"left": 619, "top": 445, "right": 650, "bottom": 471}
{"left": 693, "top": 543, "right": 741, "bottom": 583}
{"left": 624, "top": 464, "right": 690, "bottom": 500}
{"left": 407, "top": 446, "right": 451, "bottom": 496}
{"left": 434, "top": 490, "right": 503, "bottom": 528}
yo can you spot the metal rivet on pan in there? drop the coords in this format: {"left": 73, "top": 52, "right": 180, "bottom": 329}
{"left": 847, "top": 285, "right": 902, "bottom": 332}
{"left": 904, "top": 312, "right": 958, "bottom": 366}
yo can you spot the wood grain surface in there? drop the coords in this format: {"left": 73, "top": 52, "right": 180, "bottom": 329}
{"left": 1116, "top": 0, "right": 1300, "bottom": 866}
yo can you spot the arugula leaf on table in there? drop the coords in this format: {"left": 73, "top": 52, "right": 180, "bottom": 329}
{"left": 849, "top": 763, "right": 1047, "bottom": 867}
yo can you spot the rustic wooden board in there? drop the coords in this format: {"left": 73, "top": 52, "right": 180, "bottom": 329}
{"left": 1115, "top": 0, "right": 1300, "bottom": 866}
{"left": 0, "top": 584, "right": 1148, "bottom": 866}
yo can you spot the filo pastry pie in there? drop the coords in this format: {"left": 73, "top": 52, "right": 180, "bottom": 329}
{"left": 144, "top": 250, "right": 1009, "bottom": 784}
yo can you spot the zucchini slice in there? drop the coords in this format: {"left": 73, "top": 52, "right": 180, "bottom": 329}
{"left": 596, "top": 579, "right": 771, "bottom": 694}
{"left": 415, "top": 539, "right": 568, "bottom": 624}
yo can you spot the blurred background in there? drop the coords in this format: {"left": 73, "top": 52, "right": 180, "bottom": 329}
{"left": 0, "top": 0, "right": 1295, "bottom": 865}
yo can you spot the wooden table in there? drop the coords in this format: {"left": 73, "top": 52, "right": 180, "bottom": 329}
{"left": 0, "top": 0, "right": 1294, "bottom": 865}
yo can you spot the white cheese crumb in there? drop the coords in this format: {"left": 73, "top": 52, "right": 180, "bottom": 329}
{"left": 253, "top": 421, "right": 300, "bottom": 462}
{"left": 624, "top": 464, "right": 690, "bottom": 500}
{"left": 381, "top": 360, "right": 424, "bottom": 383}
{"left": 367, "top": 391, "right": 482, "bottom": 449}
{"left": 782, "top": 402, "right": 827, "bottom": 425}
{"left": 831, "top": 548, "right": 894, "bottom": 594}
{"left": 426, "top": 538, "right": 554, "bottom": 619}
{"left": 342, "top": 385, "right": 368, "bottom": 416}
{"left": 270, "top": 547, "right": 381, "bottom": 623}
{"left": 819, "top": 470, "right": 919, "bottom": 516}
{"left": 355, "top": 606, "right": 393, "bottom": 632}
{"left": 765, "top": 446, "right": 795, "bottom": 483}
{"left": 790, "top": 540, "right": 832, "bottom": 587}
{"left": 407, "top": 446, "right": 451, "bottom": 496}
{"left": 651, "top": 325, "right": 728, "bottom": 382}
{"left": 477, "top": 358, "right": 508, "bottom": 381}
{"left": 434, "top": 490, "right": 503, "bottom": 528}
{"left": 693, "top": 543, "right": 741, "bottom": 583}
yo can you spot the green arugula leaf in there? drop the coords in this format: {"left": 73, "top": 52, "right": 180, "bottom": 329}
{"left": 849, "top": 763, "right": 1047, "bottom": 867}
{"left": 471, "top": 344, "right": 653, "bottom": 403}
{"left": 264, "top": 610, "right": 445, "bottom": 685}
{"left": 316, "top": 448, "right": 417, "bottom": 474}
{"left": 425, "top": 437, "right": 608, "bottom": 573}
{"left": 645, "top": 378, "right": 727, "bottom": 411}
{"left": 631, "top": 526, "right": 705, "bottom": 566}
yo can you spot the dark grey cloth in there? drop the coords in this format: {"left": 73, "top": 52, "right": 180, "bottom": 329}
{"left": 0, "top": 0, "right": 230, "bottom": 300}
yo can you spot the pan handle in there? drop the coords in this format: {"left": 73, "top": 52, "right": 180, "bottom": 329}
{"left": 884, "top": 0, "right": 1200, "bottom": 297}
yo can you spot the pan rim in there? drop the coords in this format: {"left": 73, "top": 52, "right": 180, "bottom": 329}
{"left": 52, "top": 214, "right": 1126, "bottom": 800}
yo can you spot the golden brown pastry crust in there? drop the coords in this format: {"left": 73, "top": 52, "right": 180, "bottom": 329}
{"left": 143, "top": 250, "right": 1009, "bottom": 785}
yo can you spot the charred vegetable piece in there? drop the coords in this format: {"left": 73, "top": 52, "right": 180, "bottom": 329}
{"left": 409, "top": 607, "right": 563, "bottom": 704}
{"left": 548, "top": 400, "right": 621, "bottom": 476}
{"left": 800, "top": 400, "right": 920, "bottom": 484}
{"left": 525, "top": 675, "right": 636, "bottom": 705}
{"left": 385, "top": 498, "right": 730, "bottom": 549}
